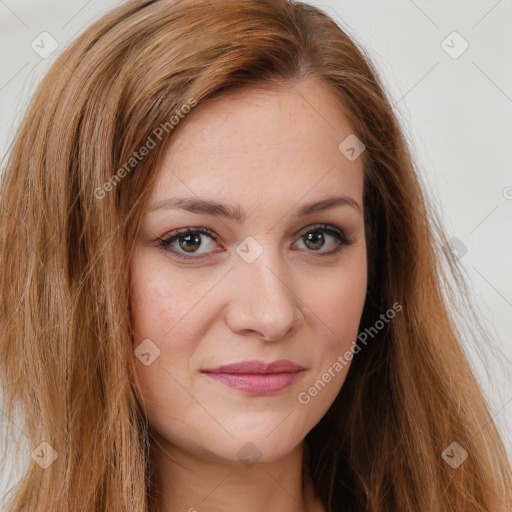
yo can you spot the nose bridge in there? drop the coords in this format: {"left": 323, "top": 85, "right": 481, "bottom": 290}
{"left": 226, "top": 235, "right": 302, "bottom": 340}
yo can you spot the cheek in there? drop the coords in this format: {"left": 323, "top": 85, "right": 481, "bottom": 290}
{"left": 130, "top": 256, "right": 204, "bottom": 433}
{"left": 294, "top": 259, "right": 367, "bottom": 419}
{"left": 312, "top": 254, "right": 367, "bottom": 346}
{"left": 130, "top": 253, "right": 204, "bottom": 351}
{"left": 129, "top": 254, "right": 203, "bottom": 413}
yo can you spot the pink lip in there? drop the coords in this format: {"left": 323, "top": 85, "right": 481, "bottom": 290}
{"left": 201, "top": 359, "right": 305, "bottom": 396}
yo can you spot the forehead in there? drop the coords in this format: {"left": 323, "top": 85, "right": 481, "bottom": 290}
{"left": 151, "top": 78, "right": 364, "bottom": 210}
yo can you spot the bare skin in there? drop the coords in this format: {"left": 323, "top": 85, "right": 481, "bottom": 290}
{"left": 130, "top": 77, "right": 367, "bottom": 512}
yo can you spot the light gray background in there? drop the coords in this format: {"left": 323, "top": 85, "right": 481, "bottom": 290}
{"left": 1, "top": 0, "right": 511, "bottom": 499}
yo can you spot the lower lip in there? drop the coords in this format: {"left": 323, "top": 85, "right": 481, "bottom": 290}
{"left": 203, "top": 371, "right": 304, "bottom": 395}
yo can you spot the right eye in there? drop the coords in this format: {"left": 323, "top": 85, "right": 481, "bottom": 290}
{"left": 157, "top": 227, "right": 222, "bottom": 260}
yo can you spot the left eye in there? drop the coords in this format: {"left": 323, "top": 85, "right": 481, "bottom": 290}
{"left": 157, "top": 224, "right": 352, "bottom": 260}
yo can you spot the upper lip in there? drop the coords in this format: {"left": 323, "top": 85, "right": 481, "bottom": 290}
{"left": 201, "top": 359, "right": 304, "bottom": 374}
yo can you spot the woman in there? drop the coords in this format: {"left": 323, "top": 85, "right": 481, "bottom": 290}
{"left": 0, "top": 0, "right": 510, "bottom": 511}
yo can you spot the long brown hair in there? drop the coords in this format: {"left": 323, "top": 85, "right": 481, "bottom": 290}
{"left": 0, "top": 0, "right": 510, "bottom": 510}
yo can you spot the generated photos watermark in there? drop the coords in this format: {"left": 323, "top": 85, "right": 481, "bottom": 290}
{"left": 94, "top": 97, "right": 198, "bottom": 199}
{"left": 297, "top": 302, "right": 402, "bottom": 405}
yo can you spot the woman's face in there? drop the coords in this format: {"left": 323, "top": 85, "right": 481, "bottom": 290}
{"left": 130, "top": 78, "right": 367, "bottom": 464}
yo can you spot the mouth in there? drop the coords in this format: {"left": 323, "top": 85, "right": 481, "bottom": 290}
{"left": 201, "top": 359, "right": 305, "bottom": 396}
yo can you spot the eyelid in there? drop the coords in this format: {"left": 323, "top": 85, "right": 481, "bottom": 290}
{"left": 160, "top": 226, "right": 218, "bottom": 241}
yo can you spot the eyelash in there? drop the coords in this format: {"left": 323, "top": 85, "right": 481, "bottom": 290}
{"left": 156, "top": 224, "right": 352, "bottom": 261}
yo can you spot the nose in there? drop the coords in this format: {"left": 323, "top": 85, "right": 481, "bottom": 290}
{"left": 224, "top": 243, "right": 305, "bottom": 342}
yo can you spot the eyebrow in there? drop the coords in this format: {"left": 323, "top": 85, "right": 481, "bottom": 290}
{"left": 148, "top": 194, "right": 361, "bottom": 221}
